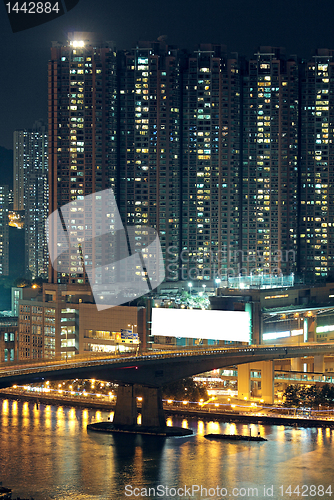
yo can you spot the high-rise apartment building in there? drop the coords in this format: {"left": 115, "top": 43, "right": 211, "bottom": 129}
{"left": 241, "top": 47, "right": 299, "bottom": 276}
{"left": 49, "top": 35, "right": 176, "bottom": 294}
{"left": 299, "top": 49, "right": 334, "bottom": 280}
{"left": 0, "top": 185, "right": 9, "bottom": 276}
{"left": 47, "top": 34, "right": 334, "bottom": 287}
{"left": 13, "top": 133, "right": 25, "bottom": 212}
{"left": 118, "top": 41, "right": 181, "bottom": 280}
{"left": 181, "top": 45, "right": 242, "bottom": 281}
{"left": 181, "top": 46, "right": 299, "bottom": 281}
{"left": 14, "top": 121, "right": 49, "bottom": 279}
{"left": 48, "top": 32, "right": 118, "bottom": 285}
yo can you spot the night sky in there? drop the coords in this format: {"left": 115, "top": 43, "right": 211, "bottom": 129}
{"left": 1, "top": 0, "right": 334, "bottom": 150}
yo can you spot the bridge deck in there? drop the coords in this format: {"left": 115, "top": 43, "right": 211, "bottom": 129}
{"left": 0, "top": 343, "right": 334, "bottom": 388}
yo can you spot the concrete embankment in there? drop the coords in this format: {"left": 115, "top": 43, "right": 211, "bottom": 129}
{"left": 0, "top": 390, "right": 115, "bottom": 410}
{"left": 165, "top": 407, "right": 334, "bottom": 428}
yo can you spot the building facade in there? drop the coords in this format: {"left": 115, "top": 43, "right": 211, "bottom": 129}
{"left": 181, "top": 45, "right": 242, "bottom": 281}
{"left": 13, "top": 133, "right": 25, "bottom": 212}
{"left": 118, "top": 41, "right": 181, "bottom": 280}
{"left": 13, "top": 121, "right": 49, "bottom": 278}
{"left": 242, "top": 48, "right": 299, "bottom": 276}
{"left": 17, "top": 283, "right": 146, "bottom": 360}
{"left": 47, "top": 34, "right": 334, "bottom": 293}
{"left": 48, "top": 32, "right": 118, "bottom": 286}
{"left": 212, "top": 281, "right": 334, "bottom": 345}
{"left": 299, "top": 49, "right": 334, "bottom": 280}
{"left": 0, "top": 317, "right": 18, "bottom": 363}
{"left": 0, "top": 185, "right": 9, "bottom": 276}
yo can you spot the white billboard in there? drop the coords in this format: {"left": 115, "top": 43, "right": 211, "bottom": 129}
{"left": 151, "top": 308, "right": 250, "bottom": 343}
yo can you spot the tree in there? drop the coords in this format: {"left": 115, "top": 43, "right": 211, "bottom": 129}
{"left": 320, "top": 384, "right": 334, "bottom": 406}
{"left": 283, "top": 384, "right": 334, "bottom": 408}
{"left": 13, "top": 277, "right": 31, "bottom": 288}
{"left": 283, "top": 385, "right": 300, "bottom": 407}
{"left": 162, "top": 377, "right": 207, "bottom": 402}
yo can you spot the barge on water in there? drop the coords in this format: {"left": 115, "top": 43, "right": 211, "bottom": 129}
{"left": 204, "top": 433, "right": 267, "bottom": 442}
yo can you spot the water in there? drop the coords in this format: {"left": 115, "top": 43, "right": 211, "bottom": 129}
{"left": 0, "top": 399, "right": 334, "bottom": 499}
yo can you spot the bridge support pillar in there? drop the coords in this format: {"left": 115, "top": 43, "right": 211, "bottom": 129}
{"left": 239, "top": 361, "right": 274, "bottom": 403}
{"left": 141, "top": 387, "right": 166, "bottom": 427}
{"left": 238, "top": 363, "right": 250, "bottom": 400}
{"left": 314, "top": 355, "right": 325, "bottom": 374}
{"left": 113, "top": 384, "right": 137, "bottom": 426}
{"left": 259, "top": 360, "right": 274, "bottom": 404}
{"left": 112, "top": 385, "right": 166, "bottom": 429}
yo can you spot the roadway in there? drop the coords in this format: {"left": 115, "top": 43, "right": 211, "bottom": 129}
{"left": 1, "top": 343, "right": 334, "bottom": 389}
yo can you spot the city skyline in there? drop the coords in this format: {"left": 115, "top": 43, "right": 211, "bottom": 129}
{"left": 38, "top": 35, "right": 334, "bottom": 283}
{"left": 4, "top": 37, "right": 334, "bottom": 283}
{"left": 2, "top": 0, "right": 334, "bottom": 149}
{"left": 1, "top": 4, "right": 334, "bottom": 499}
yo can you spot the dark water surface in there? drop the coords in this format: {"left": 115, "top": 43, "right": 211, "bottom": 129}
{"left": 0, "top": 399, "right": 334, "bottom": 499}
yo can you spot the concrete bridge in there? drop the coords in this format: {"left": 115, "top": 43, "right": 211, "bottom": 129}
{"left": 1, "top": 343, "right": 334, "bottom": 428}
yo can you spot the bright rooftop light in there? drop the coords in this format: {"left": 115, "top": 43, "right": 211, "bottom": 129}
{"left": 70, "top": 40, "right": 85, "bottom": 48}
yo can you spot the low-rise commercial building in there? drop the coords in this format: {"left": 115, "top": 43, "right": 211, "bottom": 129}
{"left": 0, "top": 317, "right": 18, "bottom": 363}
{"left": 17, "top": 283, "right": 146, "bottom": 360}
{"left": 211, "top": 281, "right": 334, "bottom": 345}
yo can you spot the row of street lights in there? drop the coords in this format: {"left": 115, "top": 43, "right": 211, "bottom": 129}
{"left": 187, "top": 279, "right": 222, "bottom": 295}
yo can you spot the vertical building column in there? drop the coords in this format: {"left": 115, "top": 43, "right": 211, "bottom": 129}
{"left": 238, "top": 363, "right": 250, "bottom": 400}
{"left": 260, "top": 360, "right": 274, "bottom": 404}
{"left": 291, "top": 358, "right": 302, "bottom": 371}
{"left": 113, "top": 385, "right": 137, "bottom": 426}
{"left": 141, "top": 387, "right": 166, "bottom": 428}
{"left": 303, "top": 318, "right": 309, "bottom": 342}
{"left": 314, "top": 355, "right": 325, "bottom": 373}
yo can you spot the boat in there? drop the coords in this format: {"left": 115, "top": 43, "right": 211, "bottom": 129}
{"left": 204, "top": 433, "right": 267, "bottom": 442}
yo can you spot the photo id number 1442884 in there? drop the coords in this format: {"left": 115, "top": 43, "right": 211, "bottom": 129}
{"left": 6, "top": 2, "right": 60, "bottom": 13}
{"left": 279, "top": 485, "right": 332, "bottom": 496}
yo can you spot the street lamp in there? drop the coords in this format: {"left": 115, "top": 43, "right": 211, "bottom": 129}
{"left": 128, "top": 324, "right": 139, "bottom": 355}
{"left": 202, "top": 284, "right": 206, "bottom": 294}
{"left": 215, "top": 278, "right": 221, "bottom": 295}
{"left": 128, "top": 323, "right": 138, "bottom": 339}
{"left": 188, "top": 282, "right": 193, "bottom": 295}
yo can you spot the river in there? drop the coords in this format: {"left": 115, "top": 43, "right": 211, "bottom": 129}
{"left": 0, "top": 399, "right": 334, "bottom": 499}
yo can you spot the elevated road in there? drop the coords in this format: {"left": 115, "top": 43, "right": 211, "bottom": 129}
{"left": 0, "top": 343, "right": 334, "bottom": 389}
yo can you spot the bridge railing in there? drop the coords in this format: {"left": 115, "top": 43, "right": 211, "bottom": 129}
{"left": 0, "top": 345, "right": 251, "bottom": 373}
{"left": 274, "top": 372, "right": 334, "bottom": 384}
{"left": 0, "top": 346, "right": 245, "bottom": 375}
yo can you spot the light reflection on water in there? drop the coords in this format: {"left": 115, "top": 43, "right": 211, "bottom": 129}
{"left": 197, "top": 420, "right": 205, "bottom": 435}
{"left": 0, "top": 399, "right": 334, "bottom": 499}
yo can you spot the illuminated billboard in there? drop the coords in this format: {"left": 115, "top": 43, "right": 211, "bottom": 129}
{"left": 151, "top": 308, "right": 251, "bottom": 343}
{"left": 262, "top": 329, "right": 303, "bottom": 341}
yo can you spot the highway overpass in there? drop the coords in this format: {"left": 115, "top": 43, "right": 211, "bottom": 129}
{"left": 0, "top": 343, "right": 334, "bottom": 389}
{"left": 1, "top": 343, "right": 334, "bottom": 428}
